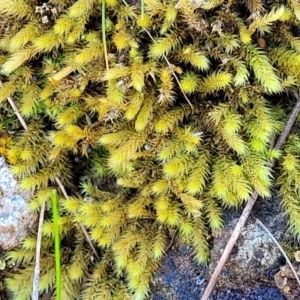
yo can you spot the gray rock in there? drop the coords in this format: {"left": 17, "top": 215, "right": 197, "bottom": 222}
{"left": 150, "top": 196, "right": 288, "bottom": 299}
{"left": 209, "top": 218, "right": 282, "bottom": 289}
{"left": 0, "top": 157, "right": 36, "bottom": 250}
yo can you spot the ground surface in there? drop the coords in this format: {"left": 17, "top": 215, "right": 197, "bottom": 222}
{"left": 151, "top": 194, "right": 299, "bottom": 300}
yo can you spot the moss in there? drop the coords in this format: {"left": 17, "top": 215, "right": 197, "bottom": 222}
{"left": 1, "top": 0, "right": 300, "bottom": 299}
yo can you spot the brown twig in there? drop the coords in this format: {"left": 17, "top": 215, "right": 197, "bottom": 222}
{"left": 32, "top": 202, "right": 45, "bottom": 300}
{"left": 201, "top": 94, "right": 300, "bottom": 300}
{"left": 165, "top": 228, "right": 178, "bottom": 253}
{"left": 6, "top": 96, "right": 28, "bottom": 130}
{"left": 273, "top": 93, "right": 300, "bottom": 150}
{"left": 0, "top": 81, "right": 28, "bottom": 130}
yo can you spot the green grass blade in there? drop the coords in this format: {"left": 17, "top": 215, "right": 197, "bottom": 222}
{"left": 141, "top": 0, "right": 144, "bottom": 19}
{"left": 102, "top": 0, "right": 109, "bottom": 70}
{"left": 52, "top": 189, "right": 61, "bottom": 300}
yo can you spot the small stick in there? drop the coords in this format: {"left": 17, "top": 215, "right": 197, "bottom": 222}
{"left": 255, "top": 218, "right": 300, "bottom": 287}
{"left": 165, "top": 228, "right": 178, "bottom": 253}
{"left": 200, "top": 192, "right": 258, "bottom": 300}
{"left": 201, "top": 94, "right": 300, "bottom": 300}
{"left": 6, "top": 96, "right": 28, "bottom": 130}
{"left": 32, "top": 202, "right": 45, "bottom": 300}
{"left": 0, "top": 80, "right": 28, "bottom": 130}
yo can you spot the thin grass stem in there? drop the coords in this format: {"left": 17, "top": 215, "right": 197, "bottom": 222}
{"left": 102, "top": 0, "right": 109, "bottom": 70}
{"left": 141, "top": 0, "right": 144, "bottom": 19}
{"left": 52, "top": 189, "right": 61, "bottom": 300}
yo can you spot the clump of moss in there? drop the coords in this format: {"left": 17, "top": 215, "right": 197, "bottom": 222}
{"left": 1, "top": 0, "right": 300, "bottom": 299}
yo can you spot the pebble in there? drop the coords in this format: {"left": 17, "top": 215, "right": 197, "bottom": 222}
{"left": 74, "top": 156, "right": 81, "bottom": 163}
{"left": 87, "top": 146, "right": 93, "bottom": 154}
{"left": 31, "top": 75, "right": 38, "bottom": 81}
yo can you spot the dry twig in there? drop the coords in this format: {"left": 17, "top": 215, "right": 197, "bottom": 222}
{"left": 32, "top": 202, "right": 45, "bottom": 300}
{"left": 201, "top": 94, "right": 300, "bottom": 300}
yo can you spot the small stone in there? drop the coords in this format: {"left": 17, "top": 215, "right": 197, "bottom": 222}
{"left": 87, "top": 146, "right": 93, "bottom": 154}
{"left": 0, "top": 157, "right": 36, "bottom": 250}
{"left": 74, "top": 156, "right": 81, "bottom": 163}
{"left": 42, "top": 15, "right": 48, "bottom": 24}
{"left": 195, "top": 277, "right": 205, "bottom": 285}
{"left": 32, "top": 75, "right": 38, "bottom": 82}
